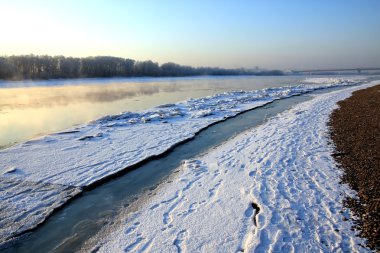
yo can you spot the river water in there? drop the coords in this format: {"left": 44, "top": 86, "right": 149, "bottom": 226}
{"left": 1, "top": 75, "right": 316, "bottom": 148}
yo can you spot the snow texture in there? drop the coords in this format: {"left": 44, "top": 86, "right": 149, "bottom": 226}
{"left": 301, "top": 77, "right": 366, "bottom": 84}
{"left": 84, "top": 81, "right": 378, "bottom": 253}
{"left": 0, "top": 77, "right": 365, "bottom": 246}
{"left": 0, "top": 177, "right": 81, "bottom": 247}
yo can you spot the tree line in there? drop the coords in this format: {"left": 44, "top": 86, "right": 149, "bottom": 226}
{"left": 0, "top": 55, "right": 284, "bottom": 80}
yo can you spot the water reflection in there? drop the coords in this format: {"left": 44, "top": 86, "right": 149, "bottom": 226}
{"left": 0, "top": 76, "right": 307, "bottom": 148}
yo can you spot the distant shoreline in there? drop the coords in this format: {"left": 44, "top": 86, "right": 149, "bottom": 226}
{"left": 2, "top": 55, "right": 379, "bottom": 82}
{"left": 0, "top": 55, "right": 285, "bottom": 81}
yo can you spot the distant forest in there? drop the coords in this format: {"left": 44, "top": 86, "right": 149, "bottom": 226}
{"left": 0, "top": 55, "right": 284, "bottom": 80}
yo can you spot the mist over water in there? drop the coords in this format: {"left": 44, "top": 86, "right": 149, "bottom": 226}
{"left": 0, "top": 75, "right": 321, "bottom": 148}
{"left": 0, "top": 83, "right": 162, "bottom": 109}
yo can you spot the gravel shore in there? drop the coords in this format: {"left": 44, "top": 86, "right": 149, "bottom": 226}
{"left": 329, "top": 84, "right": 380, "bottom": 250}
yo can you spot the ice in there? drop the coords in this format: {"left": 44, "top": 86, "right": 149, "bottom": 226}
{"left": 0, "top": 177, "right": 81, "bottom": 248}
{"left": 82, "top": 81, "right": 379, "bottom": 252}
{"left": 2, "top": 167, "right": 19, "bottom": 175}
{"left": 301, "top": 76, "right": 366, "bottom": 84}
{"left": 0, "top": 77, "right": 367, "bottom": 246}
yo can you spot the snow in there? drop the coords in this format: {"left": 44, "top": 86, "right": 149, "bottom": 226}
{"left": 0, "top": 177, "right": 81, "bottom": 247}
{"left": 301, "top": 76, "right": 366, "bottom": 84}
{"left": 0, "top": 77, "right": 368, "bottom": 246}
{"left": 82, "top": 81, "right": 378, "bottom": 253}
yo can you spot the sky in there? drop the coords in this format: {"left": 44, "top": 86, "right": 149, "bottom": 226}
{"left": 0, "top": 0, "right": 379, "bottom": 70}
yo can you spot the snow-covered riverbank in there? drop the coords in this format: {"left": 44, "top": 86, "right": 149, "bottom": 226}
{"left": 82, "top": 81, "right": 378, "bottom": 252}
{"left": 0, "top": 77, "right": 367, "bottom": 247}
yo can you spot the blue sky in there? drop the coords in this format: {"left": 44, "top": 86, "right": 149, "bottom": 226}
{"left": 1, "top": 0, "right": 379, "bottom": 69}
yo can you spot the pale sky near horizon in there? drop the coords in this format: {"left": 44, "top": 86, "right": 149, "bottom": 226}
{"left": 0, "top": 0, "right": 379, "bottom": 70}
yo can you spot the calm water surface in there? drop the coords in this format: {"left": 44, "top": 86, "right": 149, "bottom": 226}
{"left": 0, "top": 75, "right": 323, "bottom": 148}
